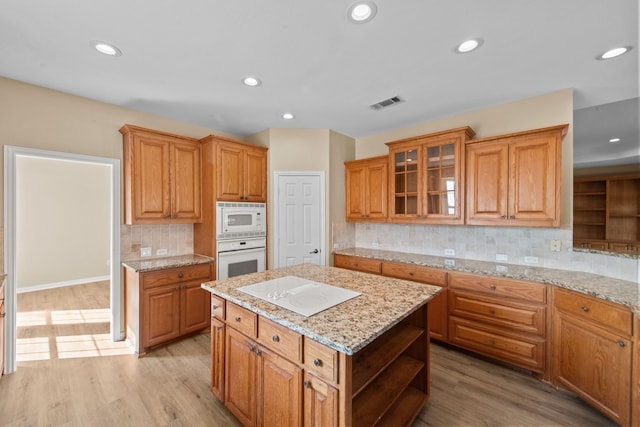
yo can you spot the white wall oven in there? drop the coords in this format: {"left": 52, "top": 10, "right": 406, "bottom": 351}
{"left": 216, "top": 202, "right": 266, "bottom": 280}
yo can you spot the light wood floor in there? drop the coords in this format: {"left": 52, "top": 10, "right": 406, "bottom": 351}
{"left": 0, "top": 282, "right": 617, "bottom": 426}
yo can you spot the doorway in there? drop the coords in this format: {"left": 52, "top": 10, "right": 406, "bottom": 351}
{"left": 4, "top": 146, "right": 122, "bottom": 374}
{"left": 273, "top": 172, "right": 325, "bottom": 268}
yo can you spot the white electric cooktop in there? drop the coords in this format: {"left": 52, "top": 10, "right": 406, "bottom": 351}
{"left": 237, "top": 275, "right": 361, "bottom": 317}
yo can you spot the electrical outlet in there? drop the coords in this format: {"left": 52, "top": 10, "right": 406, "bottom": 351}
{"left": 524, "top": 256, "right": 539, "bottom": 264}
{"left": 496, "top": 265, "right": 508, "bottom": 272}
{"left": 333, "top": 243, "right": 340, "bottom": 249}
{"left": 156, "top": 248, "right": 168, "bottom": 256}
{"left": 495, "top": 253, "right": 508, "bottom": 262}
{"left": 550, "top": 239, "right": 561, "bottom": 252}
{"left": 444, "top": 249, "right": 455, "bottom": 256}
{"left": 444, "top": 259, "right": 455, "bottom": 266}
{"left": 140, "top": 247, "right": 151, "bottom": 257}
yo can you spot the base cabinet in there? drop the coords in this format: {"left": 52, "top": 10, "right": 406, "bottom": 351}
{"left": 552, "top": 288, "right": 633, "bottom": 426}
{"left": 0, "top": 280, "right": 5, "bottom": 377}
{"left": 304, "top": 374, "right": 339, "bottom": 427}
{"left": 211, "top": 318, "right": 225, "bottom": 401}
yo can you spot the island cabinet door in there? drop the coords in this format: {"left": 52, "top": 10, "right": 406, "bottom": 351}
{"left": 256, "top": 347, "right": 303, "bottom": 427}
{"left": 303, "top": 373, "right": 339, "bottom": 427}
{"left": 211, "top": 318, "right": 225, "bottom": 401}
{"left": 225, "top": 328, "right": 257, "bottom": 426}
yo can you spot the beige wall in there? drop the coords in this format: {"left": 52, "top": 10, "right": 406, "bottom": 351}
{"left": 355, "top": 89, "right": 574, "bottom": 228}
{"left": 16, "top": 157, "right": 110, "bottom": 289}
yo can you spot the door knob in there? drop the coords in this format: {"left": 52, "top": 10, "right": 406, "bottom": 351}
{"left": 309, "top": 249, "right": 319, "bottom": 254}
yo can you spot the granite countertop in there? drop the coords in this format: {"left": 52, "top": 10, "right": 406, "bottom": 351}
{"left": 121, "top": 254, "right": 214, "bottom": 272}
{"left": 201, "top": 263, "right": 441, "bottom": 355}
{"left": 335, "top": 248, "right": 640, "bottom": 315}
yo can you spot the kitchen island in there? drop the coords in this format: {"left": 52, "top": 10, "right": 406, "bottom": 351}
{"left": 201, "top": 263, "right": 442, "bottom": 427}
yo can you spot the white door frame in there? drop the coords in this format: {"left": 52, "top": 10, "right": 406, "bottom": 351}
{"left": 273, "top": 171, "right": 326, "bottom": 268}
{"left": 3, "top": 146, "right": 122, "bottom": 374}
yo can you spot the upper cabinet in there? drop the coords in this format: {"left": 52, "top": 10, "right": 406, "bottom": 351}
{"left": 216, "top": 139, "right": 267, "bottom": 202}
{"left": 466, "top": 125, "right": 568, "bottom": 227}
{"left": 120, "top": 125, "right": 202, "bottom": 225}
{"left": 386, "top": 127, "right": 475, "bottom": 224}
{"left": 345, "top": 156, "right": 388, "bottom": 221}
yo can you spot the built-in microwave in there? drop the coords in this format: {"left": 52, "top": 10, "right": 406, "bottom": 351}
{"left": 216, "top": 202, "right": 266, "bottom": 239}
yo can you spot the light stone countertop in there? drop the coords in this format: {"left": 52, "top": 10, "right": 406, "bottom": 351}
{"left": 201, "top": 263, "right": 441, "bottom": 355}
{"left": 121, "top": 254, "right": 214, "bottom": 272}
{"left": 335, "top": 248, "right": 640, "bottom": 316}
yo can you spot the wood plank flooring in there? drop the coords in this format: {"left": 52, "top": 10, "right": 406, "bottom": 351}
{"left": 0, "top": 282, "right": 618, "bottom": 426}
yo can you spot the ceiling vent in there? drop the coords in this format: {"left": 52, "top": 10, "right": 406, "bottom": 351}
{"left": 369, "top": 96, "right": 403, "bottom": 111}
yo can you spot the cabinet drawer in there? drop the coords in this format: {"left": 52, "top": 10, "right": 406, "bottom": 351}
{"left": 554, "top": 288, "right": 632, "bottom": 336}
{"left": 449, "top": 290, "right": 545, "bottom": 336}
{"left": 211, "top": 295, "right": 225, "bottom": 320}
{"left": 258, "top": 317, "right": 303, "bottom": 363}
{"left": 381, "top": 261, "right": 447, "bottom": 286}
{"left": 449, "top": 316, "right": 545, "bottom": 373}
{"left": 449, "top": 272, "right": 546, "bottom": 304}
{"left": 334, "top": 254, "right": 381, "bottom": 274}
{"left": 226, "top": 302, "right": 258, "bottom": 338}
{"left": 304, "top": 338, "right": 339, "bottom": 384}
{"left": 142, "top": 263, "right": 212, "bottom": 289}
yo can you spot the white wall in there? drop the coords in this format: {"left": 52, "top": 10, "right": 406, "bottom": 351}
{"left": 16, "top": 157, "right": 111, "bottom": 289}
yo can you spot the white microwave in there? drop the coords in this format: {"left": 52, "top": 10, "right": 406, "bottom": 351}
{"left": 216, "top": 202, "right": 266, "bottom": 239}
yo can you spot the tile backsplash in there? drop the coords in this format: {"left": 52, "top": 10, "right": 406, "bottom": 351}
{"left": 333, "top": 222, "right": 638, "bottom": 282}
{"left": 120, "top": 224, "right": 194, "bottom": 261}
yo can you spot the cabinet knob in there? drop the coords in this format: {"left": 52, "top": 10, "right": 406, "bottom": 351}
{"left": 255, "top": 349, "right": 262, "bottom": 356}
{"left": 617, "top": 340, "right": 626, "bottom": 348}
{"left": 409, "top": 272, "right": 414, "bottom": 276}
{"left": 235, "top": 316, "right": 241, "bottom": 322}
{"left": 489, "top": 309, "right": 495, "bottom": 315}
{"left": 581, "top": 306, "right": 589, "bottom": 313}
{"left": 509, "top": 215, "right": 515, "bottom": 220}
{"left": 501, "top": 215, "right": 507, "bottom": 219}
{"left": 304, "top": 381, "right": 311, "bottom": 389}
{"left": 313, "top": 358, "right": 322, "bottom": 367}
{"left": 216, "top": 326, "right": 223, "bottom": 331}
{"left": 178, "top": 273, "right": 184, "bottom": 278}
{"left": 248, "top": 344, "right": 255, "bottom": 352}
{"left": 212, "top": 305, "right": 219, "bottom": 310}
{"left": 489, "top": 285, "right": 497, "bottom": 291}
{"left": 272, "top": 335, "right": 280, "bottom": 343}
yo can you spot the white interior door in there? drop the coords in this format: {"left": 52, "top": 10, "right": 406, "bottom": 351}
{"left": 275, "top": 172, "right": 324, "bottom": 267}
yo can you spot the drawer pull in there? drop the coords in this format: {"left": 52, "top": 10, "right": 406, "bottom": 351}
{"left": 212, "top": 304, "right": 219, "bottom": 310}
{"left": 235, "top": 316, "right": 241, "bottom": 322}
{"left": 489, "top": 285, "right": 497, "bottom": 291}
{"left": 617, "top": 340, "right": 626, "bottom": 348}
{"left": 248, "top": 344, "right": 255, "bottom": 352}
{"left": 216, "top": 326, "right": 223, "bottom": 331}
{"left": 581, "top": 306, "right": 589, "bottom": 313}
{"left": 409, "top": 272, "right": 414, "bottom": 276}
{"left": 178, "top": 273, "right": 184, "bottom": 279}
{"left": 313, "top": 358, "right": 322, "bottom": 367}
{"left": 272, "top": 335, "right": 280, "bottom": 343}
{"left": 255, "top": 349, "right": 262, "bottom": 356}
{"left": 304, "top": 381, "right": 311, "bottom": 389}
{"left": 489, "top": 309, "right": 495, "bottom": 315}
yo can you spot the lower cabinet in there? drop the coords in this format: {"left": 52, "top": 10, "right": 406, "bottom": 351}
{"left": 211, "top": 317, "right": 225, "bottom": 401}
{"left": 552, "top": 288, "right": 633, "bottom": 426}
{"left": 124, "top": 262, "right": 213, "bottom": 355}
{"left": 304, "top": 374, "right": 339, "bottom": 426}
{"left": 0, "top": 280, "right": 5, "bottom": 377}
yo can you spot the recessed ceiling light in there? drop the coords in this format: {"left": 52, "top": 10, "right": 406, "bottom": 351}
{"left": 455, "top": 38, "right": 483, "bottom": 54}
{"left": 242, "top": 76, "right": 262, "bottom": 87}
{"left": 597, "top": 46, "right": 632, "bottom": 60}
{"left": 348, "top": 1, "right": 377, "bottom": 23}
{"left": 282, "top": 113, "right": 295, "bottom": 120}
{"left": 609, "top": 137, "right": 621, "bottom": 143}
{"left": 90, "top": 40, "right": 122, "bottom": 57}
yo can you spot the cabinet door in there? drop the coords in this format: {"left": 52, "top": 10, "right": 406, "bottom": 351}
{"left": 217, "top": 142, "right": 244, "bottom": 201}
{"left": 171, "top": 140, "right": 202, "bottom": 222}
{"left": 553, "top": 312, "right": 631, "bottom": 426}
{"left": 466, "top": 141, "right": 509, "bottom": 223}
{"left": 509, "top": 135, "right": 558, "bottom": 224}
{"left": 133, "top": 135, "right": 172, "bottom": 222}
{"left": 345, "top": 163, "right": 366, "bottom": 220}
{"left": 428, "top": 290, "right": 448, "bottom": 341}
{"left": 244, "top": 147, "right": 267, "bottom": 202}
{"left": 225, "top": 328, "right": 257, "bottom": 426}
{"left": 256, "top": 347, "right": 303, "bottom": 427}
{"left": 211, "top": 318, "right": 225, "bottom": 401}
{"left": 142, "top": 285, "right": 180, "bottom": 348}
{"left": 423, "top": 138, "right": 463, "bottom": 223}
{"left": 304, "top": 374, "right": 339, "bottom": 427}
{"left": 365, "top": 160, "right": 388, "bottom": 220}
{"left": 389, "top": 146, "right": 421, "bottom": 220}
{"left": 179, "top": 282, "right": 210, "bottom": 335}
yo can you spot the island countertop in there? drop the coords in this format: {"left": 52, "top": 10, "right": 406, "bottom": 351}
{"left": 201, "top": 263, "right": 441, "bottom": 355}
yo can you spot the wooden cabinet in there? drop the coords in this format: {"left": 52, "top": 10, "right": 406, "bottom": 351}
{"left": 216, "top": 139, "right": 267, "bottom": 202}
{"left": 633, "top": 316, "right": 640, "bottom": 427}
{"left": 447, "top": 272, "right": 547, "bottom": 374}
{"left": 303, "top": 374, "right": 339, "bottom": 427}
{"left": 224, "top": 308, "right": 303, "bottom": 427}
{"left": 466, "top": 124, "right": 568, "bottom": 227}
{"left": 386, "top": 127, "right": 474, "bottom": 224}
{"left": 120, "top": 124, "right": 202, "bottom": 224}
{"left": 211, "top": 317, "right": 225, "bottom": 401}
{"left": 552, "top": 288, "right": 634, "bottom": 426}
{"left": 0, "top": 280, "right": 4, "bottom": 378}
{"left": 573, "top": 173, "right": 640, "bottom": 254}
{"left": 333, "top": 253, "right": 381, "bottom": 274}
{"left": 381, "top": 261, "right": 448, "bottom": 341}
{"left": 345, "top": 156, "right": 388, "bottom": 221}
{"left": 124, "top": 262, "right": 213, "bottom": 355}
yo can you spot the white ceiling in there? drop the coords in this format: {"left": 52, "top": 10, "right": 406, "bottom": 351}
{"left": 0, "top": 1, "right": 638, "bottom": 166}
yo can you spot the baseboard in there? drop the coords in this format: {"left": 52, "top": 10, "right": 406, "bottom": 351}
{"left": 16, "top": 275, "right": 110, "bottom": 293}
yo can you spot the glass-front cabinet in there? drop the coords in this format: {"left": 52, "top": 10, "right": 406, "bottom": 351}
{"left": 387, "top": 127, "right": 475, "bottom": 224}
